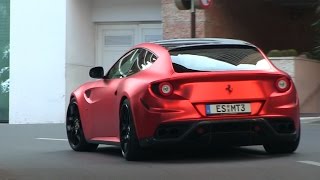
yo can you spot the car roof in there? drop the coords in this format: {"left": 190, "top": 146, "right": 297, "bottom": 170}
{"left": 153, "top": 38, "right": 256, "bottom": 50}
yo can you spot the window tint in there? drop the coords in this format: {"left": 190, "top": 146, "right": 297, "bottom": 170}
{"left": 128, "top": 49, "right": 158, "bottom": 75}
{"left": 107, "top": 48, "right": 158, "bottom": 79}
{"left": 128, "top": 49, "right": 147, "bottom": 75}
{"left": 107, "top": 49, "right": 137, "bottom": 79}
{"left": 136, "top": 51, "right": 157, "bottom": 71}
{"left": 170, "top": 46, "right": 271, "bottom": 73}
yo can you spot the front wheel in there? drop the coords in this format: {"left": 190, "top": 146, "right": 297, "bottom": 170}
{"left": 120, "top": 99, "right": 143, "bottom": 161}
{"left": 66, "top": 99, "right": 98, "bottom": 152}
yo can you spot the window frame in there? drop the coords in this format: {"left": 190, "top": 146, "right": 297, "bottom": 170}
{"left": 105, "top": 49, "right": 137, "bottom": 79}
{"left": 169, "top": 45, "right": 271, "bottom": 73}
{"left": 105, "top": 48, "right": 159, "bottom": 79}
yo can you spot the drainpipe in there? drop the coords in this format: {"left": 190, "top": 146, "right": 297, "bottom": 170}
{"left": 191, "top": 0, "right": 196, "bottom": 38}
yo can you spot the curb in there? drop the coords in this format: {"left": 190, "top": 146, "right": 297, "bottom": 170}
{"left": 300, "top": 116, "right": 320, "bottom": 124}
{"left": 300, "top": 116, "right": 320, "bottom": 120}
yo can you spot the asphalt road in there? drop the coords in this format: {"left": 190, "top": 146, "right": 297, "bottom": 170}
{"left": 0, "top": 119, "right": 320, "bottom": 180}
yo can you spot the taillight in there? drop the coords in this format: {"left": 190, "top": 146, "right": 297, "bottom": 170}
{"left": 158, "top": 82, "right": 174, "bottom": 96}
{"left": 275, "top": 77, "right": 291, "bottom": 92}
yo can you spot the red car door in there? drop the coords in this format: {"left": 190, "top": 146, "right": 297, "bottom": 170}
{"left": 87, "top": 49, "right": 142, "bottom": 139}
{"left": 86, "top": 79, "right": 122, "bottom": 138}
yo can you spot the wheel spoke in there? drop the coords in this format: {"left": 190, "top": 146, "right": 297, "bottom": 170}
{"left": 66, "top": 103, "right": 82, "bottom": 146}
{"left": 76, "top": 134, "right": 81, "bottom": 142}
{"left": 120, "top": 101, "right": 142, "bottom": 160}
{"left": 67, "top": 117, "right": 73, "bottom": 122}
{"left": 120, "top": 104, "right": 132, "bottom": 154}
{"left": 121, "top": 126, "right": 129, "bottom": 141}
{"left": 123, "top": 142, "right": 128, "bottom": 152}
{"left": 66, "top": 125, "right": 74, "bottom": 132}
{"left": 72, "top": 134, "right": 79, "bottom": 145}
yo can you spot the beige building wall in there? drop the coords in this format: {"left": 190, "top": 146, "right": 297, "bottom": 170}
{"left": 161, "top": 0, "right": 314, "bottom": 52}
{"left": 294, "top": 58, "right": 320, "bottom": 113}
{"left": 272, "top": 57, "right": 320, "bottom": 113}
{"left": 162, "top": 0, "right": 206, "bottom": 39}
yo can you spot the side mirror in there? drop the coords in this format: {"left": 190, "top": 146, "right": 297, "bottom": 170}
{"left": 89, "top": 67, "right": 104, "bottom": 79}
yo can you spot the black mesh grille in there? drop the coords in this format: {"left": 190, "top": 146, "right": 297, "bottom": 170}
{"left": 266, "top": 118, "right": 296, "bottom": 134}
{"left": 155, "top": 123, "right": 192, "bottom": 139}
{"left": 212, "top": 121, "right": 252, "bottom": 133}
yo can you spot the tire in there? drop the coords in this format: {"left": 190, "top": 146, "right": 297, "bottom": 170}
{"left": 120, "top": 99, "right": 143, "bottom": 161}
{"left": 66, "top": 98, "right": 98, "bottom": 152}
{"left": 263, "top": 130, "right": 300, "bottom": 154}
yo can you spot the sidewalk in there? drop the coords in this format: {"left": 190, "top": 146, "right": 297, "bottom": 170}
{"left": 300, "top": 113, "right": 320, "bottom": 124}
{"left": 300, "top": 113, "right": 320, "bottom": 118}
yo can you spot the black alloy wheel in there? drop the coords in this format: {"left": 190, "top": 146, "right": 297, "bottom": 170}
{"left": 263, "top": 129, "right": 300, "bottom": 154}
{"left": 66, "top": 98, "right": 98, "bottom": 152}
{"left": 120, "top": 99, "right": 143, "bottom": 161}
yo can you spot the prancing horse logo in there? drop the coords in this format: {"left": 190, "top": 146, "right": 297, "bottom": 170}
{"left": 226, "top": 84, "right": 233, "bottom": 93}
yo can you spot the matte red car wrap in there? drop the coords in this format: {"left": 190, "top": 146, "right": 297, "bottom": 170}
{"left": 66, "top": 38, "right": 300, "bottom": 160}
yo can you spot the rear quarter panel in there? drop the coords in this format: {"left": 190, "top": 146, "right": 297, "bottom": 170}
{"left": 117, "top": 44, "right": 175, "bottom": 138}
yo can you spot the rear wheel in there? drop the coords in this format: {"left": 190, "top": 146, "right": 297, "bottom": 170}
{"left": 120, "top": 99, "right": 143, "bottom": 161}
{"left": 263, "top": 130, "right": 300, "bottom": 154}
{"left": 66, "top": 99, "right": 98, "bottom": 152}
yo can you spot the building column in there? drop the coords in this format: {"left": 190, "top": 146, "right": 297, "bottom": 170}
{"left": 10, "top": 0, "right": 67, "bottom": 124}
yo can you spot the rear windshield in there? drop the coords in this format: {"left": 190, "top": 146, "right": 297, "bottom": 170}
{"left": 169, "top": 46, "right": 271, "bottom": 73}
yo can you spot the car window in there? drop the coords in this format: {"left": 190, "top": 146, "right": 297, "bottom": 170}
{"left": 137, "top": 51, "right": 157, "bottom": 70}
{"left": 169, "top": 46, "right": 271, "bottom": 73}
{"left": 107, "top": 49, "right": 137, "bottom": 79}
{"left": 126, "top": 49, "right": 146, "bottom": 76}
{"left": 107, "top": 48, "right": 158, "bottom": 79}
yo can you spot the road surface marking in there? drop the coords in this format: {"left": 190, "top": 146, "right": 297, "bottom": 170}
{"left": 36, "top": 138, "right": 68, "bottom": 141}
{"left": 297, "top": 161, "right": 320, "bottom": 167}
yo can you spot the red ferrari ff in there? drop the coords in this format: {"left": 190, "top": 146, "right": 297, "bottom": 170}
{"left": 66, "top": 38, "right": 300, "bottom": 161}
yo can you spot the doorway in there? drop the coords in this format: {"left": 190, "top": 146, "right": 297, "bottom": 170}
{"left": 96, "top": 23, "right": 163, "bottom": 70}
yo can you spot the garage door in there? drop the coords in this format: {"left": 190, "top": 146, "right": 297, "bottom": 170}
{"left": 96, "top": 24, "right": 163, "bottom": 71}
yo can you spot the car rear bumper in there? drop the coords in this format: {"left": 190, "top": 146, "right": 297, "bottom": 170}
{"left": 139, "top": 118, "right": 299, "bottom": 148}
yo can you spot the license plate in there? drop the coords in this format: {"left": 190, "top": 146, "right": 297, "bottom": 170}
{"left": 206, "top": 103, "right": 251, "bottom": 115}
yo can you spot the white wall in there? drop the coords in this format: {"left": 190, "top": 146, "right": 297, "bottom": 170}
{"left": 271, "top": 57, "right": 320, "bottom": 113}
{"left": 66, "top": 0, "right": 162, "bottom": 105}
{"left": 66, "top": 0, "right": 96, "bottom": 108}
{"left": 92, "top": 0, "right": 162, "bottom": 22}
{"left": 270, "top": 57, "right": 295, "bottom": 82}
{"left": 9, "top": 0, "right": 162, "bottom": 124}
{"left": 10, "top": 0, "right": 66, "bottom": 124}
